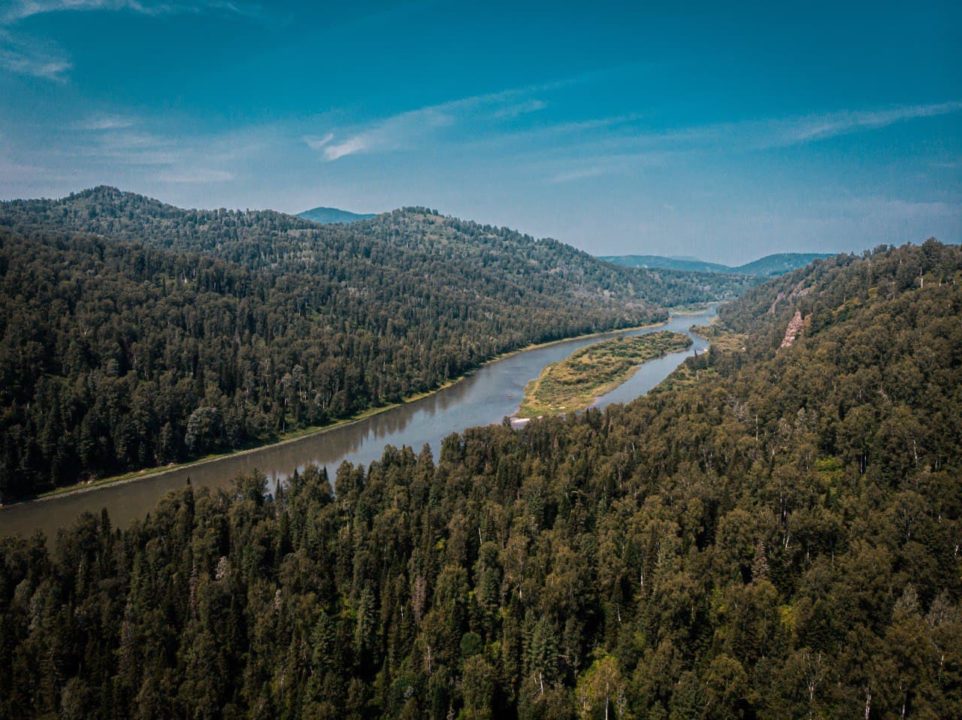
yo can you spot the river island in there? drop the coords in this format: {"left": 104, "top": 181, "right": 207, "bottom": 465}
{"left": 518, "top": 330, "right": 693, "bottom": 418}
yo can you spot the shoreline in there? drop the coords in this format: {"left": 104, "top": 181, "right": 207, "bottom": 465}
{"left": 507, "top": 304, "right": 720, "bottom": 425}
{"left": 1, "top": 316, "right": 670, "bottom": 509}
{"left": 667, "top": 303, "right": 713, "bottom": 316}
{"left": 513, "top": 331, "right": 693, "bottom": 419}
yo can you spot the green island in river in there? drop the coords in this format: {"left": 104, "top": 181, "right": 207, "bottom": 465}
{"left": 518, "top": 330, "right": 693, "bottom": 417}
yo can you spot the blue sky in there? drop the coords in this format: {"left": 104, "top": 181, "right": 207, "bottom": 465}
{"left": 0, "top": 1, "right": 959, "bottom": 263}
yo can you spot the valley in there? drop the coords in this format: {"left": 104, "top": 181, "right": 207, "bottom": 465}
{"left": 3, "top": 240, "right": 959, "bottom": 720}
{"left": 2, "top": 4, "right": 958, "bottom": 718}
{"left": 0, "top": 189, "right": 749, "bottom": 502}
{"left": 0, "top": 306, "right": 715, "bottom": 539}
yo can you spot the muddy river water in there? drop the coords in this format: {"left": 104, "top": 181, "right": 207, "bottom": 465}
{"left": 0, "top": 306, "right": 715, "bottom": 539}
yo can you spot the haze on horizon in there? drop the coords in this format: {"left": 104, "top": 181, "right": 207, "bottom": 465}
{"left": 0, "top": 0, "right": 959, "bottom": 265}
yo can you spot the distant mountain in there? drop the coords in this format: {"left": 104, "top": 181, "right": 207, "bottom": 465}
{"left": 600, "top": 254, "right": 732, "bottom": 274}
{"left": 602, "top": 251, "right": 834, "bottom": 277}
{"left": 732, "top": 252, "right": 835, "bottom": 276}
{"left": 298, "top": 206, "right": 377, "bottom": 224}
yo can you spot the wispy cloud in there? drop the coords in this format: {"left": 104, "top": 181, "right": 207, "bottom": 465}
{"left": 300, "top": 92, "right": 962, "bottom": 186}
{"left": 1, "top": 1, "right": 259, "bottom": 24}
{"left": 492, "top": 99, "right": 547, "bottom": 119}
{"left": 304, "top": 74, "right": 601, "bottom": 162}
{"left": 303, "top": 132, "right": 334, "bottom": 151}
{"left": 759, "top": 102, "right": 962, "bottom": 148}
{"left": 522, "top": 101, "right": 962, "bottom": 184}
{"left": 74, "top": 113, "right": 137, "bottom": 130}
{"left": 322, "top": 135, "right": 370, "bottom": 161}
{"left": 673, "top": 101, "right": 962, "bottom": 151}
{"left": 570, "top": 101, "right": 962, "bottom": 158}
{"left": 542, "top": 150, "right": 672, "bottom": 185}
{"left": 547, "top": 166, "right": 608, "bottom": 184}
{"left": 0, "top": 111, "right": 259, "bottom": 201}
{"left": 0, "top": 28, "right": 70, "bottom": 79}
{"left": 0, "top": 0, "right": 260, "bottom": 80}
{"left": 306, "top": 98, "right": 469, "bottom": 162}
{"left": 79, "top": 129, "right": 180, "bottom": 165}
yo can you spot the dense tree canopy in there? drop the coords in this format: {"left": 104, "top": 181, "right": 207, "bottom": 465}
{"left": 1, "top": 240, "right": 959, "bottom": 719}
{"left": 0, "top": 188, "right": 751, "bottom": 500}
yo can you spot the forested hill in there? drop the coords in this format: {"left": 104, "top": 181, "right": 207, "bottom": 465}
{"left": 718, "top": 239, "right": 961, "bottom": 351}
{"left": 1, "top": 239, "right": 959, "bottom": 719}
{"left": 0, "top": 187, "right": 747, "bottom": 500}
{"left": 732, "top": 252, "right": 834, "bottom": 277}
{"left": 1, "top": 187, "right": 750, "bottom": 306}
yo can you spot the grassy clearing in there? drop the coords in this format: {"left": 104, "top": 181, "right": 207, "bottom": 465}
{"left": 518, "top": 330, "right": 692, "bottom": 417}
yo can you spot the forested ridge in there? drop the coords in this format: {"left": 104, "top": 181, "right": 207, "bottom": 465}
{"left": 0, "top": 187, "right": 750, "bottom": 500}
{"left": 1, "top": 239, "right": 960, "bottom": 719}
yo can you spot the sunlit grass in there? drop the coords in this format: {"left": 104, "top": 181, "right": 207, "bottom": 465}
{"left": 519, "top": 331, "right": 692, "bottom": 417}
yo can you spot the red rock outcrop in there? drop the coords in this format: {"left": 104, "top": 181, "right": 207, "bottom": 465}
{"left": 780, "top": 309, "right": 804, "bottom": 348}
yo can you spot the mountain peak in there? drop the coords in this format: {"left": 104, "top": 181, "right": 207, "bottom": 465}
{"left": 298, "top": 206, "right": 377, "bottom": 224}
{"left": 71, "top": 185, "right": 126, "bottom": 200}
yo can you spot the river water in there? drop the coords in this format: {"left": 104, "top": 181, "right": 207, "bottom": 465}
{"left": 0, "top": 306, "right": 715, "bottom": 540}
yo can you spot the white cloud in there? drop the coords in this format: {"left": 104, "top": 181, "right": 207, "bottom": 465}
{"left": 1, "top": 1, "right": 259, "bottom": 24}
{"left": 304, "top": 132, "right": 334, "bottom": 151}
{"left": 307, "top": 104, "right": 452, "bottom": 162}
{"left": 322, "top": 135, "right": 369, "bottom": 161}
{"left": 523, "top": 100, "right": 962, "bottom": 184}
{"left": 531, "top": 100, "right": 962, "bottom": 184}
{"left": 763, "top": 102, "right": 962, "bottom": 147}
{"left": 637, "top": 101, "right": 962, "bottom": 152}
{"left": 306, "top": 82, "right": 559, "bottom": 163}
{"left": 0, "top": 28, "right": 70, "bottom": 79}
{"left": 315, "top": 104, "right": 456, "bottom": 161}
{"left": 4, "top": 1, "right": 134, "bottom": 23}
{"left": 492, "top": 99, "right": 547, "bottom": 119}
{"left": 303, "top": 94, "right": 962, "bottom": 178}
{"left": 0, "top": 0, "right": 260, "bottom": 81}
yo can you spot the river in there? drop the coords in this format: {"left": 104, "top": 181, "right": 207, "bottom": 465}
{"left": 0, "top": 305, "right": 715, "bottom": 540}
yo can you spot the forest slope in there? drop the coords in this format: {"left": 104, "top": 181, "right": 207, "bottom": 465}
{"left": 1, "top": 240, "right": 959, "bottom": 719}
{"left": 0, "top": 188, "right": 747, "bottom": 500}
